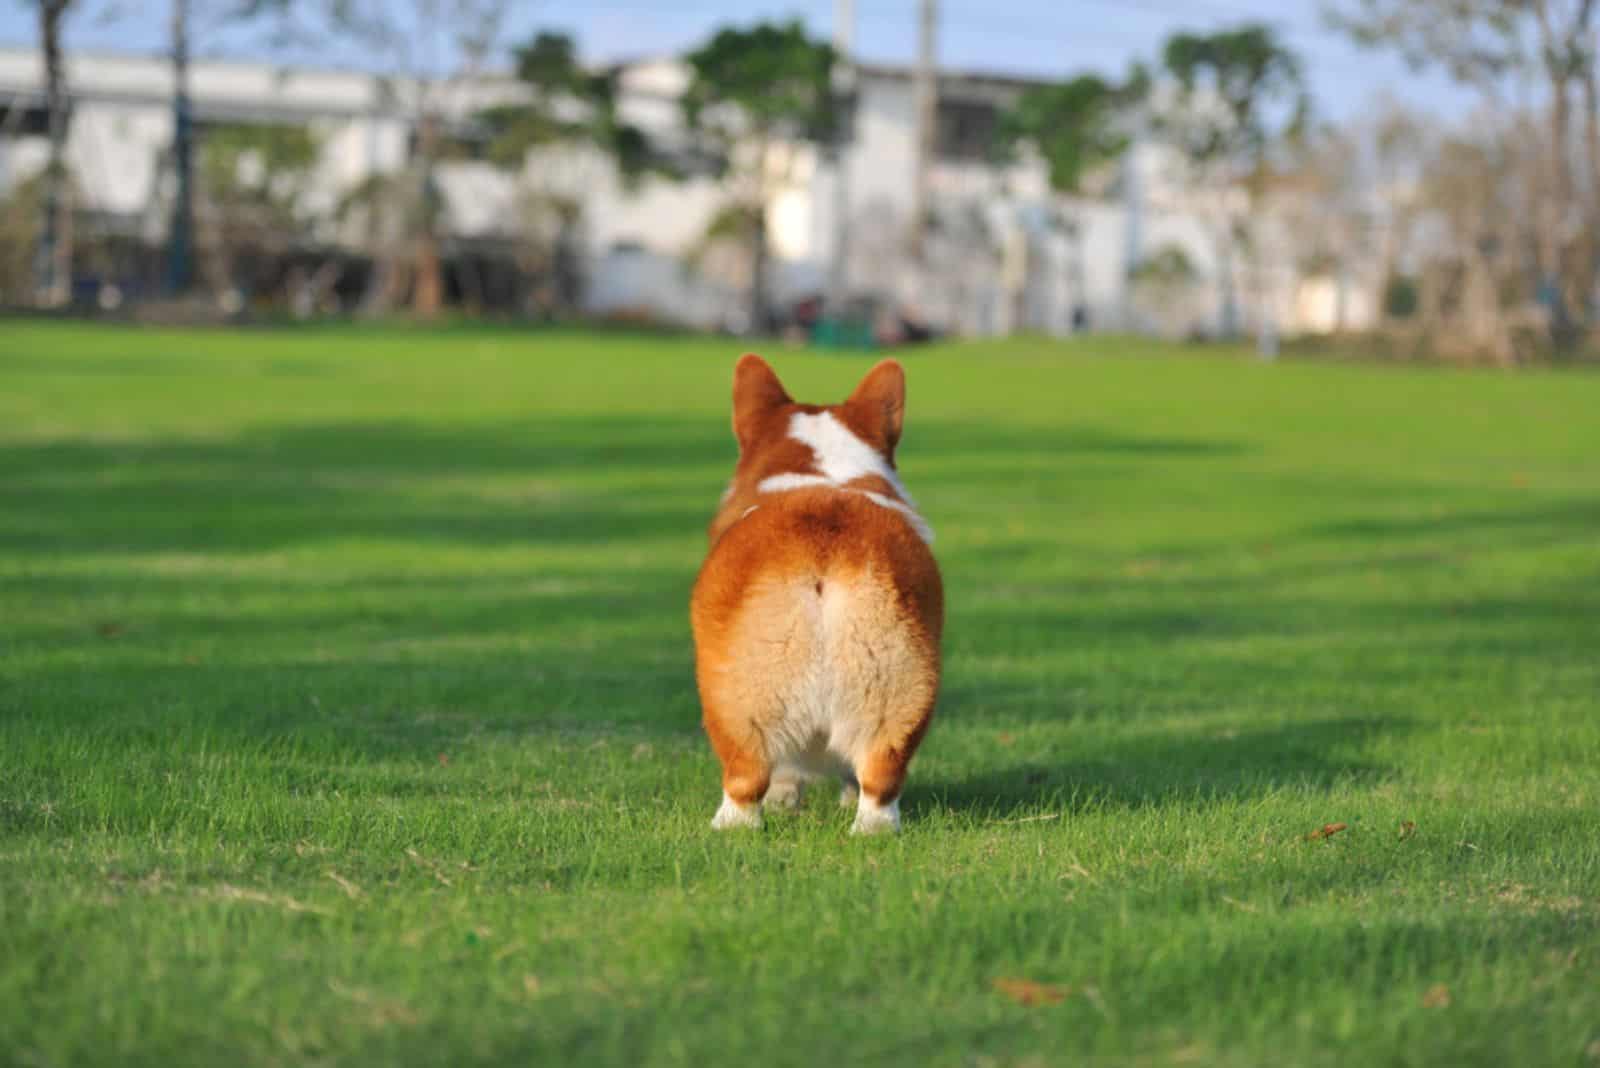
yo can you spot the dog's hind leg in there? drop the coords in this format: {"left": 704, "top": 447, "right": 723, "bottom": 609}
{"left": 704, "top": 702, "right": 770, "bottom": 830}
{"left": 850, "top": 698, "right": 935, "bottom": 836}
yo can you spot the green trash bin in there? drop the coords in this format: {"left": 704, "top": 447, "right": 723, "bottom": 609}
{"left": 811, "top": 315, "right": 876, "bottom": 351}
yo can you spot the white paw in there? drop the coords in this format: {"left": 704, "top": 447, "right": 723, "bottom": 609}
{"left": 711, "top": 792, "right": 762, "bottom": 831}
{"left": 838, "top": 780, "right": 860, "bottom": 808}
{"left": 850, "top": 795, "right": 900, "bottom": 835}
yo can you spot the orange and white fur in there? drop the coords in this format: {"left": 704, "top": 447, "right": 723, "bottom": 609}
{"left": 690, "top": 355, "right": 943, "bottom": 834}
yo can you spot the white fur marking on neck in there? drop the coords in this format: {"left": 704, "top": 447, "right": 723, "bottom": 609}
{"left": 750, "top": 412, "right": 933, "bottom": 543}
{"left": 757, "top": 472, "right": 834, "bottom": 494}
{"left": 862, "top": 491, "right": 935, "bottom": 544}
{"left": 787, "top": 412, "right": 915, "bottom": 506}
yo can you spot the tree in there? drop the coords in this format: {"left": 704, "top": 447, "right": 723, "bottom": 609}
{"left": 147, "top": 0, "right": 300, "bottom": 298}
{"left": 1329, "top": 0, "right": 1600, "bottom": 351}
{"left": 682, "top": 20, "right": 835, "bottom": 334}
{"left": 195, "top": 121, "right": 322, "bottom": 306}
{"left": 996, "top": 73, "right": 1135, "bottom": 332}
{"left": 1130, "top": 243, "right": 1202, "bottom": 337}
{"left": 1155, "top": 24, "right": 1309, "bottom": 351}
{"left": 477, "top": 30, "right": 660, "bottom": 316}
{"left": 1277, "top": 121, "right": 1367, "bottom": 335}
{"left": 310, "top": 0, "right": 511, "bottom": 317}
{"left": 1365, "top": 99, "right": 1433, "bottom": 331}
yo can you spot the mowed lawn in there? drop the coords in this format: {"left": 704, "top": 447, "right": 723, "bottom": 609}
{"left": 1, "top": 320, "right": 1598, "bottom": 1067}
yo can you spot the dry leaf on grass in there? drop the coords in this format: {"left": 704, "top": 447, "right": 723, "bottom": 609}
{"left": 1398, "top": 820, "right": 1417, "bottom": 841}
{"left": 993, "top": 977, "right": 1070, "bottom": 1006}
{"left": 326, "top": 871, "right": 364, "bottom": 900}
{"left": 1304, "top": 822, "right": 1348, "bottom": 841}
{"left": 1421, "top": 983, "right": 1451, "bottom": 1009}
{"left": 206, "top": 884, "right": 331, "bottom": 916}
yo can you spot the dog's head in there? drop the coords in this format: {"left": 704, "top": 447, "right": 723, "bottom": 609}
{"left": 707, "top": 353, "right": 911, "bottom": 544}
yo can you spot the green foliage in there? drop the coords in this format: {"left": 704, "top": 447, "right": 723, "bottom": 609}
{"left": 994, "top": 75, "right": 1131, "bottom": 193}
{"left": 682, "top": 19, "right": 836, "bottom": 145}
{"left": 1161, "top": 23, "right": 1310, "bottom": 168}
{"left": 198, "top": 122, "right": 321, "bottom": 240}
{"left": 333, "top": 170, "right": 443, "bottom": 239}
{"left": 1, "top": 322, "right": 1598, "bottom": 1066}
{"left": 1326, "top": 0, "right": 1527, "bottom": 86}
{"left": 682, "top": 200, "right": 762, "bottom": 273}
{"left": 201, "top": 123, "right": 319, "bottom": 183}
{"left": 679, "top": 20, "right": 834, "bottom": 327}
{"left": 480, "top": 31, "right": 661, "bottom": 188}
{"left": 0, "top": 171, "right": 57, "bottom": 298}
{"left": 1132, "top": 242, "right": 1198, "bottom": 284}
{"left": 513, "top": 30, "right": 588, "bottom": 96}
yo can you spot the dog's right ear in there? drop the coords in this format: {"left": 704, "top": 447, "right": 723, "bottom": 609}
{"left": 732, "top": 353, "right": 792, "bottom": 452}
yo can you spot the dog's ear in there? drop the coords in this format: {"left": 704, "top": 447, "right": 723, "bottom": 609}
{"left": 732, "top": 353, "right": 792, "bottom": 452}
{"left": 844, "top": 359, "right": 906, "bottom": 456}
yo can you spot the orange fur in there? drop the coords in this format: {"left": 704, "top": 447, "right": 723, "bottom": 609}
{"left": 690, "top": 354, "right": 943, "bottom": 833}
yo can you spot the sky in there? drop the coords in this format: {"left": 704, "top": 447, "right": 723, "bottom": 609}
{"left": 0, "top": 0, "right": 1470, "bottom": 122}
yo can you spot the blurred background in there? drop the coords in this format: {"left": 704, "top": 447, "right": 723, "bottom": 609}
{"left": 0, "top": 0, "right": 1594, "bottom": 365}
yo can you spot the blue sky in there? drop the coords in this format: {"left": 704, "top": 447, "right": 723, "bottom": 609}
{"left": 0, "top": 0, "right": 1467, "bottom": 121}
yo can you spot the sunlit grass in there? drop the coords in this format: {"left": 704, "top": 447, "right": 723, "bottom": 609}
{"left": 1, "top": 320, "right": 1597, "bottom": 1066}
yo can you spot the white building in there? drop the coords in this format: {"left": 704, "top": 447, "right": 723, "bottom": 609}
{"left": 0, "top": 44, "right": 1369, "bottom": 335}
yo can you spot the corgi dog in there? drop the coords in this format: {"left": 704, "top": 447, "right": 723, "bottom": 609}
{"left": 690, "top": 354, "right": 943, "bottom": 834}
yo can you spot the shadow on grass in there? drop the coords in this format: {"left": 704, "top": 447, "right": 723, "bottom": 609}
{"left": 906, "top": 715, "right": 1402, "bottom": 819}
{"left": 7, "top": 409, "right": 1598, "bottom": 825}
{"left": 0, "top": 415, "right": 1246, "bottom": 555}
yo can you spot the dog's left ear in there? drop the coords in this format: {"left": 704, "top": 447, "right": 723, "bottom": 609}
{"left": 732, "top": 353, "right": 793, "bottom": 452}
{"left": 845, "top": 359, "right": 906, "bottom": 455}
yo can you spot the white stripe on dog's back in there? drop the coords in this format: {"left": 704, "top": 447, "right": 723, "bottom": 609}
{"left": 755, "top": 411, "right": 932, "bottom": 543}
{"left": 787, "top": 411, "right": 916, "bottom": 506}
{"left": 757, "top": 472, "right": 834, "bottom": 494}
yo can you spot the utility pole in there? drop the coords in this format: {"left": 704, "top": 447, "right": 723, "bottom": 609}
{"left": 35, "top": 0, "right": 72, "bottom": 307}
{"left": 166, "top": 0, "right": 195, "bottom": 296}
{"left": 826, "top": 0, "right": 855, "bottom": 316}
{"left": 909, "top": 0, "right": 937, "bottom": 261}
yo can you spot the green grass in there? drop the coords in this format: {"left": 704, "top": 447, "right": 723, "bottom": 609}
{"left": 1, "top": 320, "right": 1597, "bottom": 1067}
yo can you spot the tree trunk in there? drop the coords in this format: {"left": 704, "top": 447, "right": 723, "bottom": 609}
{"left": 1467, "top": 250, "right": 1513, "bottom": 366}
{"left": 554, "top": 215, "right": 582, "bottom": 314}
{"left": 1217, "top": 228, "right": 1239, "bottom": 339}
{"left": 411, "top": 113, "right": 444, "bottom": 319}
{"left": 748, "top": 203, "right": 768, "bottom": 335}
{"left": 1581, "top": 57, "right": 1600, "bottom": 342}
{"left": 35, "top": 0, "right": 71, "bottom": 307}
{"left": 1534, "top": 2, "right": 1579, "bottom": 349}
{"left": 1416, "top": 260, "right": 1445, "bottom": 354}
{"left": 413, "top": 233, "right": 444, "bottom": 317}
{"left": 1250, "top": 222, "right": 1277, "bottom": 360}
